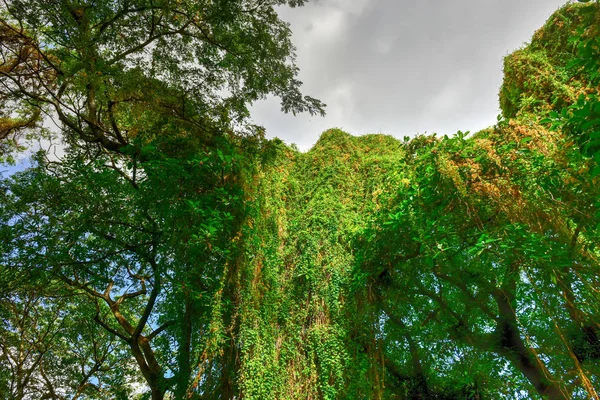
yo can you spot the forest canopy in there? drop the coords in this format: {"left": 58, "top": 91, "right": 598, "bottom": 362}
{"left": 1, "top": 1, "right": 600, "bottom": 399}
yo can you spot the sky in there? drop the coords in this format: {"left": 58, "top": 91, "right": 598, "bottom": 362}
{"left": 249, "top": 0, "right": 570, "bottom": 150}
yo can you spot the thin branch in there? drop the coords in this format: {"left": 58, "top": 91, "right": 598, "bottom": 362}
{"left": 147, "top": 320, "right": 176, "bottom": 341}
{"left": 93, "top": 313, "right": 130, "bottom": 343}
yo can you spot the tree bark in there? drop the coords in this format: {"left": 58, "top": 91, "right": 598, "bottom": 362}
{"left": 494, "top": 290, "right": 567, "bottom": 400}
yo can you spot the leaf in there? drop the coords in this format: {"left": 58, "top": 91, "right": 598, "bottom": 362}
{"left": 582, "top": 119, "right": 600, "bottom": 131}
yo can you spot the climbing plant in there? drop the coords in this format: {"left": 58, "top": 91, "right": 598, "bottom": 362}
{"left": 2, "top": 1, "right": 600, "bottom": 399}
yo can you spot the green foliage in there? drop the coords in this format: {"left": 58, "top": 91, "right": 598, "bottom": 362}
{"left": 0, "top": 1, "right": 325, "bottom": 396}
{"left": 500, "top": 1, "right": 600, "bottom": 179}
{"left": 236, "top": 130, "right": 404, "bottom": 399}
{"left": 0, "top": 132, "right": 253, "bottom": 398}
{"left": 499, "top": 2, "right": 598, "bottom": 120}
{"left": 3, "top": 1, "right": 600, "bottom": 399}
{"left": 557, "top": 6, "right": 600, "bottom": 176}
{"left": 0, "top": 0, "right": 325, "bottom": 160}
{"left": 356, "top": 120, "right": 600, "bottom": 398}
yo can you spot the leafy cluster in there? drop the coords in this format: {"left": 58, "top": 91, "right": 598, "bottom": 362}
{"left": 236, "top": 131, "right": 403, "bottom": 399}
{"left": 2, "top": 1, "right": 600, "bottom": 399}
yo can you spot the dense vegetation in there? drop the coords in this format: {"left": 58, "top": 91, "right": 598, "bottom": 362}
{"left": 1, "top": 1, "right": 600, "bottom": 399}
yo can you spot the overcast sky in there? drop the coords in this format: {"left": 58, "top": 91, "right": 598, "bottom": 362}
{"left": 250, "top": 0, "right": 570, "bottom": 150}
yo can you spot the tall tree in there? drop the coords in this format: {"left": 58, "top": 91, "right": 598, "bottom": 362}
{"left": 1, "top": 1, "right": 324, "bottom": 398}
{"left": 0, "top": 0, "right": 324, "bottom": 156}
{"left": 0, "top": 133, "right": 250, "bottom": 398}
{"left": 357, "top": 124, "right": 600, "bottom": 399}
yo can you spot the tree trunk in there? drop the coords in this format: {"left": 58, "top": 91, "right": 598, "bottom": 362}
{"left": 130, "top": 337, "right": 166, "bottom": 400}
{"left": 494, "top": 290, "right": 567, "bottom": 400}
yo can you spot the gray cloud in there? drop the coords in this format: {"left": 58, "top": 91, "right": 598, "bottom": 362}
{"left": 249, "top": 0, "right": 569, "bottom": 150}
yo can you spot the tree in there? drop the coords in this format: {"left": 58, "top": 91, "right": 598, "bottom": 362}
{"left": 0, "top": 284, "right": 136, "bottom": 399}
{"left": 0, "top": 1, "right": 325, "bottom": 398}
{"left": 4, "top": 1, "right": 600, "bottom": 399}
{"left": 0, "top": 0, "right": 324, "bottom": 157}
{"left": 0, "top": 133, "right": 250, "bottom": 398}
{"left": 0, "top": 20, "right": 44, "bottom": 162}
{"left": 555, "top": 2, "right": 600, "bottom": 175}
{"left": 357, "top": 124, "right": 600, "bottom": 399}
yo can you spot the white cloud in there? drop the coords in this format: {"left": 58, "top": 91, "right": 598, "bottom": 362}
{"left": 428, "top": 72, "right": 473, "bottom": 114}
{"left": 253, "top": 0, "right": 570, "bottom": 150}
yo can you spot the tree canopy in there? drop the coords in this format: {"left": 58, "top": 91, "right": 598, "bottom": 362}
{"left": 2, "top": 1, "right": 600, "bottom": 399}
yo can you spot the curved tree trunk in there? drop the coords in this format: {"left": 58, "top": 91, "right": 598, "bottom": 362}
{"left": 494, "top": 290, "right": 567, "bottom": 400}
